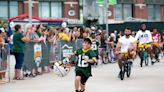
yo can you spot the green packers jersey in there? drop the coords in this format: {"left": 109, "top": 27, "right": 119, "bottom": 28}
{"left": 91, "top": 40, "right": 99, "bottom": 56}
{"left": 74, "top": 48, "right": 96, "bottom": 77}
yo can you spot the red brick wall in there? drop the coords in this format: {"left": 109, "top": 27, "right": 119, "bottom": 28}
{"left": 64, "top": 0, "right": 79, "bottom": 19}
{"left": 133, "top": 0, "right": 148, "bottom": 19}
{"left": 108, "top": 5, "right": 114, "bottom": 19}
{"left": 134, "top": 0, "right": 145, "bottom": 3}
{"left": 33, "top": 3, "right": 39, "bottom": 17}
{"left": 18, "top": 1, "right": 24, "bottom": 15}
{"left": 24, "top": 1, "right": 39, "bottom": 17}
{"left": 133, "top": 5, "right": 148, "bottom": 19}
{"left": 66, "top": 0, "right": 77, "bottom": 1}
{"left": 161, "top": 5, "right": 164, "bottom": 21}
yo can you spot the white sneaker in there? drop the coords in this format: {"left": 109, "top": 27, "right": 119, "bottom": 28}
{"left": 158, "top": 54, "right": 161, "bottom": 60}
{"left": 151, "top": 58, "right": 156, "bottom": 65}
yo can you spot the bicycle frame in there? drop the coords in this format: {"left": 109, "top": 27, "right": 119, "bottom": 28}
{"left": 120, "top": 57, "right": 132, "bottom": 80}
{"left": 139, "top": 47, "right": 149, "bottom": 67}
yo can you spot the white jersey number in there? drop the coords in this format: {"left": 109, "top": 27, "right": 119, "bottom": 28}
{"left": 92, "top": 43, "right": 97, "bottom": 50}
{"left": 78, "top": 55, "right": 89, "bottom": 67}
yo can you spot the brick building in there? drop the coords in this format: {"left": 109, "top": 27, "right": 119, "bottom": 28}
{"left": 0, "top": 0, "right": 164, "bottom": 24}
{"left": 0, "top": 0, "right": 79, "bottom": 21}
{"left": 97, "top": 0, "right": 164, "bottom": 24}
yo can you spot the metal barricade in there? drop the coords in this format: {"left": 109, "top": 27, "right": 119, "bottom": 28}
{"left": 55, "top": 39, "right": 83, "bottom": 62}
{"left": 75, "top": 39, "right": 83, "bottom": 50}
{"left": 23, "top": 42, "right": 49, "bottom": 72}
{"left": 49, "top": 42, "right": 58, "bottom": 63}
{"left": 56, "top": 40, "right": 76, "bottom": 61}
{"left": 0, "top": 44, "right": 10, "bottom": 82}
{"left": 23, "top": 39, "right": 84, "bottom": 74}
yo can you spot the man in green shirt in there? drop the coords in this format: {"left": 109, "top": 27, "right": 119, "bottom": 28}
{"left": 68, "top": 38, "right": 97, "bottom": 92}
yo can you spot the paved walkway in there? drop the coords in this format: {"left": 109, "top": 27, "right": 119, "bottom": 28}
{"left": 0, "top": 56, "right": 164, "bottom": 92}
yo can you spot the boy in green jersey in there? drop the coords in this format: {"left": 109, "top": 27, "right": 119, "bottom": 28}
{"left": 68, "top": 38, "right": 97, "bottom": 92}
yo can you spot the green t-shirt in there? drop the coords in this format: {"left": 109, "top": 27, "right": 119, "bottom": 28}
{"left": 91, "top": 40, "right": 99, "bottom": 56}
{"left": 78, "top": 34, "right": 83, "bottom": 39}
{"left": 12, "top": 32, "right": 25, "bottom": 53}
{"left": 36, "top": 31, "right": 41, "bottom": 37}
{"left": 74, "top": 48, "right": 96, "bottom": 77}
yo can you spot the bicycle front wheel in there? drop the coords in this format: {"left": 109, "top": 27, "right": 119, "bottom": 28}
{"left": 120, "top": 65, "right": 125, "bottom": 80}
{"left": 126, "top": 62, "right": 131, "bottom": 77}
{"left": 144, "top": 51, "right": 149, "bottom": 66}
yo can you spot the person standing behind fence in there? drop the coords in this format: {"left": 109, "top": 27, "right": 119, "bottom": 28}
{"left": 99, "top": 31, "right": 108, "bottom": 63}
{"left": 58, "top": 28, "right": 70, "bottom": 42}
{"left": 107, "top": 34, "right": 115, "bottom": 62}
{"left": 74, "top": 27, "right": 84, "bottom": 39}
{"left": 40, "top": 28, "right": 50, "bottom": 73}
{"left": 83, "top": 28, "right": 91, "bottom": 39}
{"left": 28, "top": 24, "right": 43, "bottom": 77}
{"left": 12, "top": 24, "right": 30, "bottom": 80}
{"left": 48, "top": 28, "right": 58, "bottom": 69}
{"left": 36, "top": 24, "right": 42, "bottom": 37}
{"left": 91, "top": 33, "right": 100, "bottom": 64}
{"left": 0, "top": 28, "right": 6, "bottom": 83}
{"left": 29, "top": 24, "right": 41, "bottom": 42}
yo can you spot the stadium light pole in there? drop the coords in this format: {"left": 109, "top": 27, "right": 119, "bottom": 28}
{"left": 29, "top": 0, "right": 32, "bottom": 24}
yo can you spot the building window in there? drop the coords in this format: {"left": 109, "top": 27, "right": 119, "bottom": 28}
{"left": 0, "top": 1, "right": 18, "bottom": 19}
{"left": 9, "top": 1, "right": 18, "bottom": 18}
{"left": 114, "top": 4, "right": 132, "bottom": 21}
{"left": 148, "top": 5, "right": 154, "bottom": 20}
{"left": 39, "top": 1, "right": 62, "bottom": 18}
{"left": 51, "top": 2, "right": 62, "bottom": 18}
{"left": 0, "top": 1, "right": 8, "bottom": 19}
{"left": 123, "top": 4, "right": 132, "bottom": 20}
{"left": 148, "top": 4, "right": 161, "bottom": 21}
{"left": 39, "top": 2, "right": 50, "bottom": 18}
{"left": 114, "top": 4, "right": 122, "bottom": 20}
{"left": 154, "top": 5, "right": 161, "bottom": 21}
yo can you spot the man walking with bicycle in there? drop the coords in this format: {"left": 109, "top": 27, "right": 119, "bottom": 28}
{"left": 115, "top": 27, "right": 137, "bottom": 78}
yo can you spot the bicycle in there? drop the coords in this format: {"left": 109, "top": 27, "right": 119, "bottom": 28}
{"left": 119, "top": 53, "right": 133, "bottom": 80}
{"left": 138, "top": 46, "right": 149, "bottom": 67}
